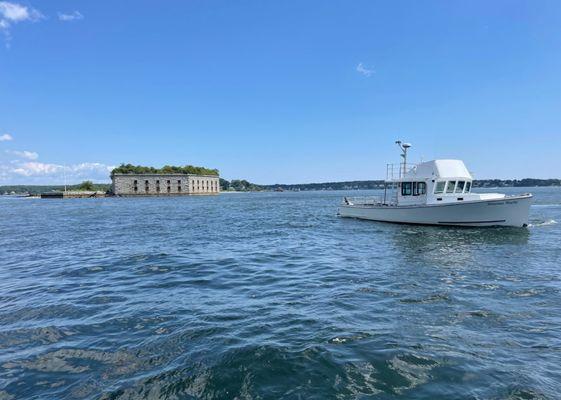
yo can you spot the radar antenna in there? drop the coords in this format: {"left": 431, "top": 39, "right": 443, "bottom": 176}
{"left": 395, "top": 140, "right": 412, "bottom": 178}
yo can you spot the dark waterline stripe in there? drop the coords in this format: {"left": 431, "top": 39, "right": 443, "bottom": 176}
{"left": 437, "top": 219, "right": 506, "bottom": 224}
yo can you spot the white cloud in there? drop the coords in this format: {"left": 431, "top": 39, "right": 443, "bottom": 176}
{"left": 0, "top": 150, "right": 114, "bottom": 184}
{"left": 0, "top": 142, "right": 115, "bottom": 184}
{"left": 6, "top": 149, "right": 39, "bottom": 160}
{"left": 0, "top": 133, "right": 13, "bottom": 141}
{"left": 58, "top": 11, "right": 83, "bottom": 22}
{"left": 13, "top": 161, "right": 60, "bottom": 176}
{"left": 0, "top": 1, "right": 44, "bottom": 46}
{"left": 0, "top": 2, "right": 38, "bottom": 22}
{"left": 12, "top": 161, "right": 113, "bottom": 178}
{"left": 356, "top": 62, "right": 374, "bottom": 77}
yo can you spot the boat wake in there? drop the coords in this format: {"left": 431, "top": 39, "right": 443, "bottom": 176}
{"left": 529, "top": 219, "right": 557, "bottom": 227}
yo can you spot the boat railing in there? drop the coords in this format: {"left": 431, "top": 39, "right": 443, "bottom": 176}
{"left": 342, "top": 196, "right": 383, "bottom": 206}
{"left": 386, "top": 163, "right": 417, "bottom": 181}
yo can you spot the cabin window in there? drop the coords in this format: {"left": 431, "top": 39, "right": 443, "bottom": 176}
{"left": 456, "top": 181, "right": 465, "bottom": 193}
{"left": 446, "top": 181, "right": 456, "bottom": 193}
{"left": 465, "top": 181, "right": 471, "bottom": 192}
{"left": 413, "top": 182, "right": 426, "bottom": 196}
{"left": 401, "top": 182, "right": 412, "bottom": 196}
{"left": 434, "top": 181, "right": 445, "bottom": 194}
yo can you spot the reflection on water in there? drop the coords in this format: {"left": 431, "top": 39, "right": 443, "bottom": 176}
{"left": 0, "top": 188, "right": 560, "bottom": 399}
{"left": 392, "top": 225, "right": 530, "bottom": 267}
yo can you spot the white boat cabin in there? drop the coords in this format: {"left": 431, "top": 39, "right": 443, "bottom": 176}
{"left": 391, "top": 159, "right": 504, "bottom": 206}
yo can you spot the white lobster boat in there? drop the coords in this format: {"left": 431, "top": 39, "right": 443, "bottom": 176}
{"left": 339, "top": 141, "right": 532, "bottom": 227}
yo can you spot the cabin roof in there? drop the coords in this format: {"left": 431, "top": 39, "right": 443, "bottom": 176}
{"left": 404, "top": 159, "right": 472, "bottom": 180}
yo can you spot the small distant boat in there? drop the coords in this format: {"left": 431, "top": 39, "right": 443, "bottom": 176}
{"left": 338, "top": 141, "right": 532, "bottom": 227}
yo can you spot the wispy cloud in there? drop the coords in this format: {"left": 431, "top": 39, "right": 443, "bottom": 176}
{"left": 356, "top": 62, "right": 374, "bottom": 77}
{"left": 3, "top": 161, "right": 114, "bottom": 183}
{"left": 58, "top": 10, "right": 83, "bottom": 22}
{"left": 12, "top": 161, "right": 113, "bottom": 178}
{"left": 0, "top": 133, "right": 13, "bottom": 141}
{"left": 0, "top": 147, "right": 114, "bottom": 184}
{"left": 6, "top": 149, "right": 39, "bottom": 160}
{"left": 0, "top": 1, "right": 44, "bottom": 46}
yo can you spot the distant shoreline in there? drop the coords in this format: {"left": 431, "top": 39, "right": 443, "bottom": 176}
{"left": 1, "top": 178, "right": 560, "bottom": 195}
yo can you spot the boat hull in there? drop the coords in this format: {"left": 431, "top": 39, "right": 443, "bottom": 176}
{"left": 338, "top": 194, "right": 532, "bottom": 227}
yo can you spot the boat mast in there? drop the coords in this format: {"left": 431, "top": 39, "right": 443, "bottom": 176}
{"left": 395, "top": 140, "right": 411, "bottom": 178}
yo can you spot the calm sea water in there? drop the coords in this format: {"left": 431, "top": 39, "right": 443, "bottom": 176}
{"left": 1, "top": 188, "right": 560, "bottom": 399}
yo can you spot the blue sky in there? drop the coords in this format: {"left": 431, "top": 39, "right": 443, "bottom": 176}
{"left": 1, "top": 0, "right": 560, "bottom": 184}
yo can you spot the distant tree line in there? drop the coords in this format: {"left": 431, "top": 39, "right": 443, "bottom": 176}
{"left": 258, "top": 178, "right": 561, "bottom": 191}
{"left": 472, "top": 178, "right": 561, "bottom": 188}
{"left": 111, "top": 164, "right": 219, "bottom": 176}
{"left": 220, "top": 179, "right": 263, "bottom": 191}
{"left": 0, "top": 182, "right": 111, "bottom": 195}
{"left": 2, "top": 178, "right": 560, "bottom": 195}
{"left": 261, "top": 180, "right": 385, "bottom": 191}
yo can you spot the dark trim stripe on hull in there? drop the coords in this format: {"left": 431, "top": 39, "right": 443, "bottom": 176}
{"left": 437, "top": 219, "right": 506, "bottom": 224}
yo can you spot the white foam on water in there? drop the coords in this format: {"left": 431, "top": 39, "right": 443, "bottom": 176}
{"left": 529, "top": 219, "right": 557, "bottom": 227}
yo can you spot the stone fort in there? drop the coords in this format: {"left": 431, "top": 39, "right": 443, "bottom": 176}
{"left": 112, "top": 173, "right": 220, "bottom": 196}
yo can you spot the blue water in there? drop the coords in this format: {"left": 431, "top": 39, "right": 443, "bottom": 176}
{"left": 1, "top": 187, "right": 560, "bottom": 399}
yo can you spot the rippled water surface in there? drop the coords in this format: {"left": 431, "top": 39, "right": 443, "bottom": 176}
{"left": 1, "top": 188, "right": 561, "bottom": 399}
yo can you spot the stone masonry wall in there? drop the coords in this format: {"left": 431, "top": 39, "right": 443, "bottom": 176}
{"left": 112, "top": 174, "right": 220, "bottom": 196}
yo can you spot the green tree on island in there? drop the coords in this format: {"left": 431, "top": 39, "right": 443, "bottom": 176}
{"left": 111, "top": 164, "right": 219, "bottom": 176}
{"left": 78, "top": 181, "right": 95, "bottom": 191}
